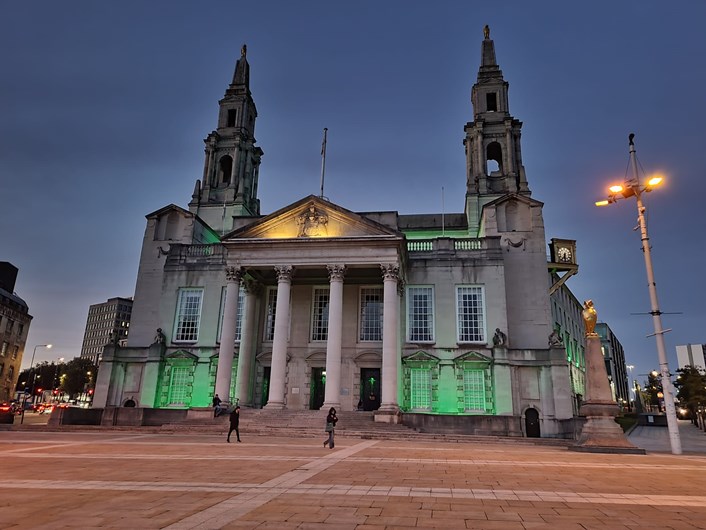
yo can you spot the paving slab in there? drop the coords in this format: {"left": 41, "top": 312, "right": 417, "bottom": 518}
{"left": 1, "top": 430, "right": 705, "bottom": 529}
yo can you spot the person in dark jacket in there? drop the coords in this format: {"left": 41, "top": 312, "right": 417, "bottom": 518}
{"left": 323, "top": 407, "right": 338, "bottom": 449}
{"left": 212, "top": 394, "right": 222, "bottom": 417}
{"left": 227, "top": 406, "right": 241, "bottom": 443}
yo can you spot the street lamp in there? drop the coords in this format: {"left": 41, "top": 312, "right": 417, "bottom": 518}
{"left": 53, "top": 357, "right": 65, "bottom": 401}
{"left": 20, "top": 344, "right": 52, "bottom": 424}
{"left": 595, "top": 133, "right": 681, "bottom": 455}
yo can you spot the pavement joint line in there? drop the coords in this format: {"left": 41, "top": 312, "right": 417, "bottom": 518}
{"left": 0, "top": 433, "right": 155, "bottom": 454}
{"left": 5, "top": 479, "right": 706, "bottom": 508}
{"left": 162, "top": 439, "right": 378, "bottom": 530}
{"left": 5, "top": 451, "right": 706, "bottom": 472}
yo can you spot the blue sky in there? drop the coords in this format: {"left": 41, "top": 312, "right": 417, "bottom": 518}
{"left": 3, "top": 1, "right": 705, "bottom": 386}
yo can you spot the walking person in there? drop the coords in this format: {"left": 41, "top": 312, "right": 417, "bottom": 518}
{"left": 227, "top": 406, "right": 241, "bottom": 443}
{"left": 323, "top": 407, "right": 338, "bottom": 449}
{"left": 212, "top": 394, "right": 222, "bottom": 417}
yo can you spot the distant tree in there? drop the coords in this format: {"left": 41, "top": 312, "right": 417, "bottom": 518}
{"left": 674, "top": 366, "right": 706, "bottom": 425}
{"left": 61, "top": 358, "right": 98, "bottom": 399}
{"left": 15, "top": 362, "right": 64, "bottom": 398}
{"left": 643, "top": 371, "right": 663, "bottom": 412}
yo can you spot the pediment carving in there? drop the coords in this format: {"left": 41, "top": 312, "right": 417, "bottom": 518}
{"left": 166, "top": 350, "right": 198, "bottom": 361}
{"left": 453, "top": 350, "right": 492, "bottom": 365}
{"left": 402, "top": 350, "right": 440, "bottom": 365}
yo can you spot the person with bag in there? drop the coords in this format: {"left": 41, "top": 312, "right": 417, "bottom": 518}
{"left": 323, "top": 407, "right": 338, "bottom": 449}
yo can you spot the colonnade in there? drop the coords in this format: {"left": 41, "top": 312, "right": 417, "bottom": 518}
{"left": 215, "top": 263, "right": 401, "bottom": 411}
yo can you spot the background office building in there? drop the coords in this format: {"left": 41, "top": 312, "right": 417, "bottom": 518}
{"left": 596, "top": 322, "right": 629, "bottom": 406}
{"left": 80, "top": 297, "right": 133, "bottom": 364}
{"left": 676, "top": 344, "right": 706, "bottom": 371}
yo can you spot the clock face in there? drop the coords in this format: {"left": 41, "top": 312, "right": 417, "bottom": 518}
{"left": 557, "top": 246, "right": 572, "bottom": 263}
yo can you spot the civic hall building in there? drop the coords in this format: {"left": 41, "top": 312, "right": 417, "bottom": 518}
{"left": 94, "top": 30, "right": 581, "bottom": 438}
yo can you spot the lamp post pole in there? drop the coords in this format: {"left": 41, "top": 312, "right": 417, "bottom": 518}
{"left": 20, "top": 344, "right": 52, "bottom": 424}
{"left": 628, "top": 136, "right": 682, "bottom": 455}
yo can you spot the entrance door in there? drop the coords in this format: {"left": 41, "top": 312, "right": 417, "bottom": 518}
{"left": 310, "top": 367, "right": 326, "bottom": 410}
{"left": 525, "top": 407, "right": 540, "bottom": 438}
{"left": 261, "top": 367, "right": 270, "bottom": 408}
{"left": 360, "top": 368, "right": 381, "bottom": 411}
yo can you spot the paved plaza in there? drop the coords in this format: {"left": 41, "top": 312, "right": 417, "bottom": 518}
{"left": 1, "top": 422, "right": 706, "bottom": 529}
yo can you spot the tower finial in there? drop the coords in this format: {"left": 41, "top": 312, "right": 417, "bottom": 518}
{"left": 241, "top": 44, "right": 247, "bottom": 58}
{"left": 483, "top": 25, "right": 490, "bottom": 39}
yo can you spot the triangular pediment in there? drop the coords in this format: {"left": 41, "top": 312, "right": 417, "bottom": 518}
{"left": 223, "top": 195, "right": 402, "bottom": 241}
{"left": 402, "top": 350, "right": 440, "bottom": 365}
{"left": 482, "top": 193, "right": 543, "bottom": 209}
{"left": 454, "top": 351, "right": 492, "bottom": 365}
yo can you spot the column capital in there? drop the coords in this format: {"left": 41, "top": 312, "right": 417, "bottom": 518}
{"left": 326, "top": 264, "right": 346, "bottom": 282}
{"left": 274, "top": 265, "right": 294, "bottom": 282}
{"left": 225, "top": 266, "right": 244, "bottom": 283}
{"left": 380, "top": 263, "right": 400, "bottom": 281}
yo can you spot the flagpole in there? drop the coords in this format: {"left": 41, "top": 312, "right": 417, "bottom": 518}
{"left": 320, "top": 128, "right": 328, "bottom": 198}
{"left": 441, "top": 186, "right": 445, "bottom": 236}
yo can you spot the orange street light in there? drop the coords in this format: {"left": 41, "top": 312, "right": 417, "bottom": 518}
{"left": 594, "top": 133, "right": 681, "bottom": 455}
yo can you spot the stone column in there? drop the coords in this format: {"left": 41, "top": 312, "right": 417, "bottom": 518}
{"left": 266, "top": 265, "right": 294, "bottom": 409}
{"left": 379, "top": 264, "right": 400, "bottom": 412}
{"left": 215, "top": 266, "right": 242, "bottom": 401}
{"left": 235, "top": 279, "right": 260, "bottom": 406}
{"left": 323, "top": 264, "right": 346, "bottom": 409}
{"left": 572, "top": 300, "right": 643, "bottom": 453}
{"left": 230, "top": 144, "right": 240, "bottom": 189}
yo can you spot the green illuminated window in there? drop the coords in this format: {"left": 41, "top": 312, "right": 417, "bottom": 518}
{"left": 410, "top": 367, "right": 431, "bottom": 410}
{"left": 168, "top": 366, "right": 190, "bottom": 406}
{"left": 311, "top": 287, "right": 330, "bottom": 341}
{"left": 463, "top": 369, "right": 486, "bottom": 412}
{"left": 174, "top": 288, "right": 203, "bottom": 342}
{"left": 456, "top": 286, "right": 485, "bottom": 343}
{"left": 407, "top": 286, "right": 434, "bottom": 342}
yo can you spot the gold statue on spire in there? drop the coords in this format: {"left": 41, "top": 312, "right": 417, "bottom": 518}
{"left": 582, "top": 300, "right": 598, "bottom": 336}
{"left": 483, "top": 25, "right": 490, "bottom": 39}
{"left": 241, "top": 44, "right": 247, "bottom": 58}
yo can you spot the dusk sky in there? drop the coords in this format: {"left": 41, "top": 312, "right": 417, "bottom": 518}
{"left": 3, "top": 2, "right": 705, "bottom": 387}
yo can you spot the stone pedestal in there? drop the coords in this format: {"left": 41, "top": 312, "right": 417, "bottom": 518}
{"left": 571, "top": 333, "right": 644, "bottom": 454}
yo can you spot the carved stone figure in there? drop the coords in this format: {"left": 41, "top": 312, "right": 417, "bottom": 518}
{"left": 492, "top": 328, "right": 507, "bottom": 347}
{"left": 582, "top": 300, "right": 598, "bottom": 336}
{"left": 296, "top": 205, "right": 328, "bottom": 237}
{"left": 154, "top": 328, "right": 166, "bottom": 344}
{"left": 484, "top": 25, "right": 490, "bottom": 39}
{"left": 548, "top": 329, "right": 563, "bottom": 348}
{"left": 241, "top": 44, "right": 247, "bottom": 58}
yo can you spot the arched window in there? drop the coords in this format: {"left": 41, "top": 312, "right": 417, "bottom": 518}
{"left": 486, "top": 142, "right": 503, "bottom": 176}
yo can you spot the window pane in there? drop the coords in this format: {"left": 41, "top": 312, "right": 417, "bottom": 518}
{"left": 265, "top": 288, "right": 277, "bottom": 341}
{"left": 360, "top": 287, "right": 383, "bottom": 341}
{"left": 407, "top": 287, "right": 434, "bottom": 342}
{"left": 464, "top": 369, "right": 486, "bottom": 412}
{"left": 311, "top": 288, "right": 330, "bottom": 341}
{"left": 410, "top": 368, "right": 431, "bottom": 410}
{"left": 168, "top": 366, "right": 190, "bottom": 405}
{"left": 174, "top": 289, "right": 203, "bottom": 342}
{"left": 456, "top": 286, "right": 485, "bottom": 342}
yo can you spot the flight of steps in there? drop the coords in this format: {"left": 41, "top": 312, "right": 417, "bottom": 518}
{"left": 159, "top": 409, "right": 572, "bottom": 447}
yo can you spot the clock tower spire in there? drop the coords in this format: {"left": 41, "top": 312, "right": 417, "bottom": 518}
{"left": 464, "top": 27, "right": 530, "bottom": 233}
{"left": 189, "top": 44, "right": 263, "bottom": 234}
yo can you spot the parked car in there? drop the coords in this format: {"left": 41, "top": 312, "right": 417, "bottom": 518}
{"left": 37, "top": 403, "right": 55, "bottom": 414}
{"left": 0, "top": 402, "right": 15, "bottom": 424}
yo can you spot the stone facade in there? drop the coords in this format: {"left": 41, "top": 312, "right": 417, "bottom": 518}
{"left": 0, "top": 262, "right": 32, "bottom": 402}
{"left": 94, "top": 31, "right": 579, "bottom": 437}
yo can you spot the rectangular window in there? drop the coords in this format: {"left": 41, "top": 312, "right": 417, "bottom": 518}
{"left": 486, "top": 92, "right": 497, "bottom": 112}
{"left": 217, "top": 286, "right": 245, "bottom": 343}
{"left": 456, "top": 286, "right": 485, "bottom": 343}
{"left": 168, "top": 366, "right": 190, "bottom": 405}
{"left": 8, "top": 365, "right": 14, "bottom": 379}
{"left": 12, "top": 346, "right": 18, "bottom": 360}
{"left": 407, "top": 286, "right": 434, "bottom": 342}
{"left": 0, "top": 342, "right": 7, "bottom": 356}
{"left": 359, "top": 287, "right": 383, "bottom": 341}
{"left": 410, "top": 367, "right": 432, "bottom": 410}
{"left": 311, "top": 287, "right": 330, "bottom": 341}
{"left": 5, "top": 319, "right": 13, "bottom": 333}
{"left": 264, "top": 288, "right": 277, "bottom": 341}
{"left": 464, "top": 369, "right": 486, "bottom": 412}
{"left": 174, "top": 288, "right": 203, "bottom": 342}
{"left": 17, "top": 323, "right": 23, "bottom": 337}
